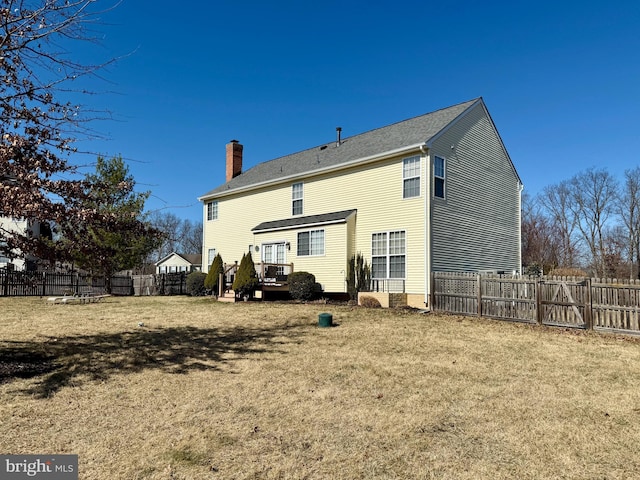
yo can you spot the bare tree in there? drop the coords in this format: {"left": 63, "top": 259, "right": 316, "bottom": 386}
{"left": 179, "top": 219, "right": 203, "bottom": 255}
{"left": 568, "top": 168, "right": 619, "bottom": 277}
{"left": 539, "top": 180, "right": 580, "bottom": 269}
{"left": 148, "top": 211, "right": 182, "bottom": 261}
{"left": 521, "top": 191, "right": 561, "bottom": 273}
{"left": 147, "top": 213, "right": 202, "bottom": 262}
{"left": 0, "top": 1, "right": 138, "bottom": 266}
{"left": 618, "top": 167, "right": 640, "bottom": 278}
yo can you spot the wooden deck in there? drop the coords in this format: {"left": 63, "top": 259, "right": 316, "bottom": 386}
{"left": 218, "top": 262, "right": 293, "bottom": 302}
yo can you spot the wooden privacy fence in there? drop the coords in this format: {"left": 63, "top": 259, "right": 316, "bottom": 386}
{"left": 432, "top": 272, "right": 640, "bottom": 336}
{"left": 132, "top": 273, "right": 187, "bottom": 296}
{"left": 0, "top": 269, "right": 133, "bottom": 296}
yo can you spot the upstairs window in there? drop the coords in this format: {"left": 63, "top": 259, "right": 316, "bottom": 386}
{"left": 292, "top": 183, "right": 303, "bottom": 216}
{"left": 403, "top": 156, "right": 421, "bottom": 198}
{"left": 207, "top": 201, "right": 218, "bottom": 221}
{"left": 434, "top": 156, "right": 445, "bottom": 198}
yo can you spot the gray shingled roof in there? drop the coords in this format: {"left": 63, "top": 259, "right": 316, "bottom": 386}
{"left": 156, "top": 252, "right": 202, "bottom": 266}
{"left": 252, "top": 209, "right": 357, "bottom": 232}
{"left": 201, "top": 98, "right": 480, "bottom": 199}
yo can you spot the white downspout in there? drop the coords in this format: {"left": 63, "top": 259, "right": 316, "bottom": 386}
{"left": 421, "top": 144, "right": 432, "bottom": 311}
{"left": 517, "top": 181, "right": 524, "bottom": 275}
{"left": 202, "top": 203, "right": 207, "bottom": 273}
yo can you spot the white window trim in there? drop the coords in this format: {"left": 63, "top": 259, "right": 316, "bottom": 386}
{"left": 292, "top": 182, "right": 304, "bottom": 216}
{"left": 402, "top": 155, "right": 421, "bottom": 199}
{"left": 371, "top": 230, "right": 406, "bottom": 280}
{"left": 207, "top": 248, "right": 216, "bottom": 267}
{"left": 207, "top": 201, "right": 219, "bottom": 221}
{"left": 297, "top": 228, "right": 325, "bottom": 257}
{"left": 434, "top": 156, "right": 446, "bottom": 199}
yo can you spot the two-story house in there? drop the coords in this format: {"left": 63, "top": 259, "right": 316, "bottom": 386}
{"left": 199, "top": 98, "right": 522, "bottom": 307}
{"left": 0, "top": 216, "right": 43, "bottom": 271}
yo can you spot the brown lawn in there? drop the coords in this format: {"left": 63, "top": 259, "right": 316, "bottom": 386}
{"left": 1, "top": 296, "right": 640, "bottom": 479}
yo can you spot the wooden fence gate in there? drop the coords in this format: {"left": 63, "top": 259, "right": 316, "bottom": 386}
{"left": 432, "top": 272, "right": 640, "bottom": 336}
{"left": 539, "top": 278, "right": 589, "bottom": 328}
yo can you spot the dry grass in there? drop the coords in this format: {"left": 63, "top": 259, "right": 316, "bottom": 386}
{"left": 1, "top": 296, "right": 640, "bottom": 479}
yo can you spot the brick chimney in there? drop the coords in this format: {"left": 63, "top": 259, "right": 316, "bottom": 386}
{"left": 226, "top": 140, "right": 243, "bottom": 181}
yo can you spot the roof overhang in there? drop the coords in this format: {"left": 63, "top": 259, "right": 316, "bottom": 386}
{"left": 198, "top": 144, "right": 427, "bottom": 202}
{"left": 252, "top": 209, "right": 357, "bottom": 234}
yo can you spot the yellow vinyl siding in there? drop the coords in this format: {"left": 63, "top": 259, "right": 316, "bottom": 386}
{"left": 303, "top": 156, "right": 425, "bottom": 294}
{"left": 292, "top": 223, "right": 347, "bottom": 292}
{"left": 203, "top": 183, "right": 289, "bottom": 266}
{"left": 203, "top": 152, "right": 426, "bottom": 295}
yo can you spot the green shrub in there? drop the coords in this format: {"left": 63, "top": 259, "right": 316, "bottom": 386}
{"left": 204, "top": 253, "right": 224, "bottom": 293}
{"left": 288, "top": 271, "right": 318, "bottom": 301}
{"left": 186, "top": 271, "right": 207, "bottom": 296}
{"left": 347, "top": 252, "right": 371, "bottom": 300}
{"left": 232, "top": 252, "right": 258, "bottom": 299}
{"left": 359, "top": 295, "right": 382, "bottom": 308}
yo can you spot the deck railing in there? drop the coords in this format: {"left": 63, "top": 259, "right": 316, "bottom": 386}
{"left": 256, "top": 262, "right": 294, "bottom": 283}
{"left": 370, "top": 278, "right": 406, "bottom": 293}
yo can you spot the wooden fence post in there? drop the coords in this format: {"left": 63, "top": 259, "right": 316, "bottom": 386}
{"left": 429, "top": 271, "right": 435, "bottom": 310}
{"left": 536, "top": 278, "right": 542, "bottom": 325}
{"left": 477, "top": 273, "right": 482, "bottom": 318}
{"left": 585, "top": 278, "right": 593, "bottom": 330}
{"left": 42, "top": 272, "right": 47, "bottom": 297}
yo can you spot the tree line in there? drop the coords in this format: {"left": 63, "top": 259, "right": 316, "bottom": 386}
{"left": 0, "top": 2, "right": 200, "bottom": 284}
{"left": 522, "top": 167, "right": 640, "bottom": 279}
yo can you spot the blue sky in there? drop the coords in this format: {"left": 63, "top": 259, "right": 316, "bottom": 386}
{"left": 72, "top": 0, "right": 640, "bottom": 222}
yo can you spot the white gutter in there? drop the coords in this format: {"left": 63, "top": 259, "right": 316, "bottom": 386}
{"left": 420, "top": 144, "right": 432, "bottom": 312}
{"left": 198, "top": 143, "right": 427, "bottom": 202}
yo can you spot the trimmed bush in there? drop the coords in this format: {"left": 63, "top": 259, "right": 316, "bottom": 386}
{"left": 232, "top": 252, "right": 258, "bottom": 299}
{"left": 359, "top": 295, "right": 382, "bottom": 308}
{"left": 288, "top": 271, "right": 317, "bottom": 301}
{"left": 204, "top": 253, "right": 224, "bottom": 293}
{"left": 186, "top": 271, "right": 207, "bottom": 296}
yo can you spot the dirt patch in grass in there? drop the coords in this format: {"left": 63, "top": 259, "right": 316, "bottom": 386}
{"left": 0, "top": 350, "right": 58, "bottom": 383}
{"left": 1, "top": 296, "right": 640, "bottom": 479}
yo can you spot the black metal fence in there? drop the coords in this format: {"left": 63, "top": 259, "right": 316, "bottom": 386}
{"left": 0, "top": 269, "right": 194, "bottom": 297}
{"left": 0, "top": 269, "right": 133, "bottom": 296}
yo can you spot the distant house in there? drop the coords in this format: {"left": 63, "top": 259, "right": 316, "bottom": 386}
{"left": 198, "top": 98, "right": 522, "bottom": 307}
{"left": 0, "top": 216, "right": 44, "bottom": 271}
{"left": 155, "top": 252, "right": 202, "bottom": 274}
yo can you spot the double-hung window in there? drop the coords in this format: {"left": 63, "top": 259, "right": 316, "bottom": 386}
{"left": 297, "top": 229, "right": 324, "bottom": 256}
{"left": 207, "top": 248, "right": 216, "bottom": 267}
{"left": 371, "top": 231, "right": 406, "bottom": 279}
{"left": 207, "top": 201, "right": 218, "bottom": 221}
{"left": 292, "top": 183, "right": 303, "bottom": 216}
{"left": 434, "top": 156, "right": 445, "bottom": 199}
{"left": 403, "top": 156, "right": 421, "bottom": 198}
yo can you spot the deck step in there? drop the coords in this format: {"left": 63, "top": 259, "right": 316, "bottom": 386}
{"left": 217, "top": 290, "right": 236, "bottom": 303}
